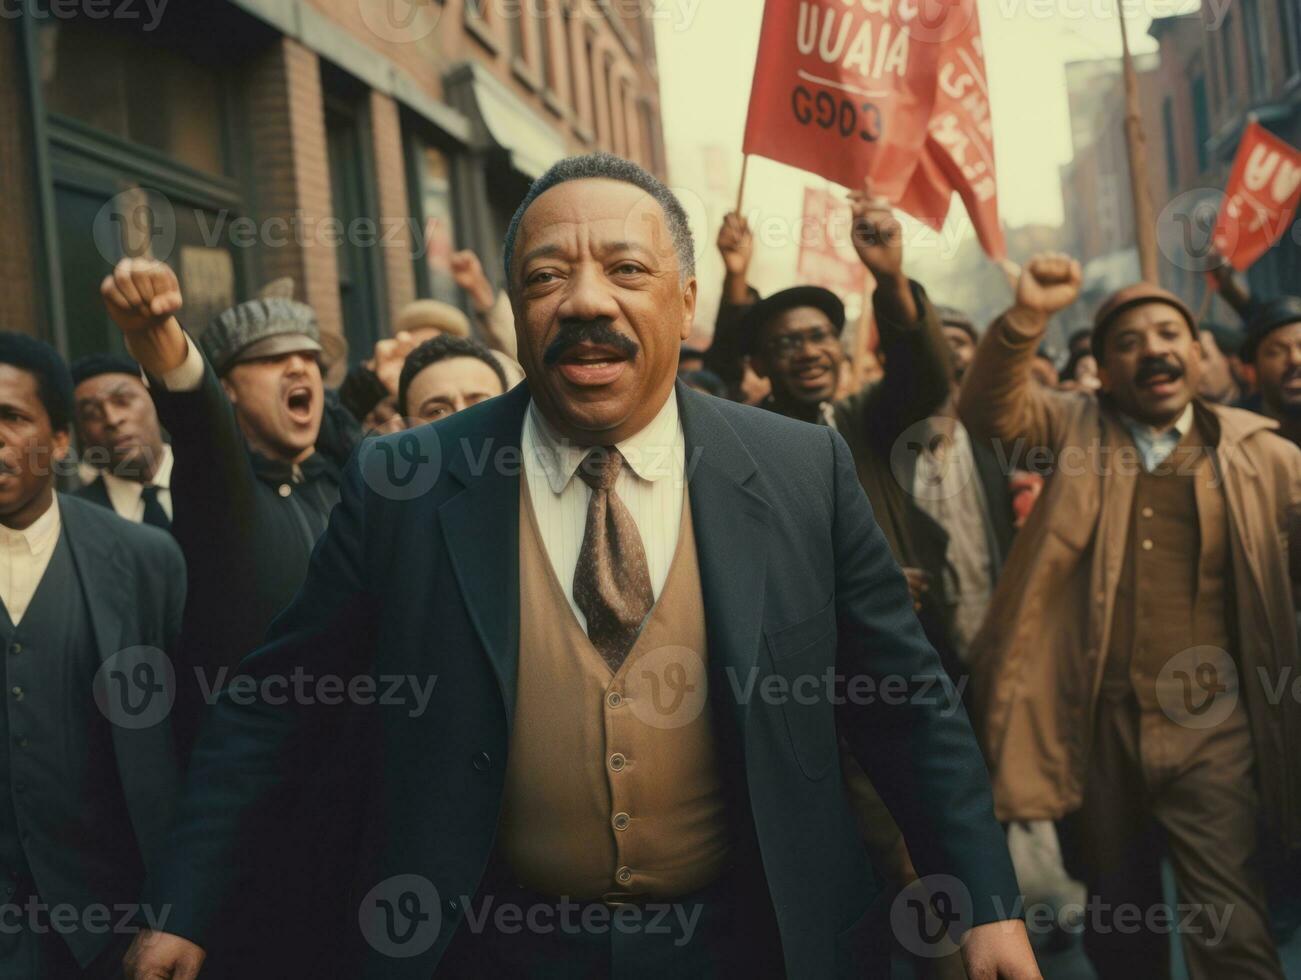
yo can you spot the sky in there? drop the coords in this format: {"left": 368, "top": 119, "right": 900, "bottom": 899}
{"left": 652, "top": 0, "right": 1202, "bottom": 313}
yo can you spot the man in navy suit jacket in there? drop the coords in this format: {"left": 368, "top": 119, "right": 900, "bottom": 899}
{"left": 113, "top": 154, "right": 1038, "bottom": 979}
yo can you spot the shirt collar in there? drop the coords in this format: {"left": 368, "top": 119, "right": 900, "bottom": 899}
{"left": 0, "top": 494, "right": 60, "bottom": 552}
{"left": 1119, "top": 402, "right": 1194, "bottom": 445}
{"left": 526, "top": 389, "right": 682, "bottom": 495}
{"left": 102, "top": 443, "right": 173, "bottom": 493}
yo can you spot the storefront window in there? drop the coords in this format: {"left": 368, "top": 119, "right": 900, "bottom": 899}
{"left": 39, "top": 21, "right": 226, "bottom": 175}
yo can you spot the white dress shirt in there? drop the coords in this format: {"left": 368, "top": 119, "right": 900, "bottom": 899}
{"left": 101, "top": 443, "right": 174, "bottom": 523}
{"left": 1119, "top": 403, "right": 1195, "bottom": 473}
{"left": 521, "top": 391, "right": 686, "bottom": 633}
{"left": 0, "top": 495, "right": 61, "bottom": 626}
{"left": 912, "top": 419, "right": 995, "bottom": 659}
{"left": 159, "top": 335, "right": 206, "bottom": 392}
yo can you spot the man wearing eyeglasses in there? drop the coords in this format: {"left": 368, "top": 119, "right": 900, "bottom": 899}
{"left": 740, "top": 184, "right": 967, "bottom": 980}
{"left": 741, "top": 184, "right": 955, "bottom": 667}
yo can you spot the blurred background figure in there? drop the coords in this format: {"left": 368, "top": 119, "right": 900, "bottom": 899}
{"left": 449, "top": 248, "right": 518, "bottom": 357}
{"left": 1240, "top": 297, "right": 1301, "bottom": 449}
{"left": 70, "top": 352, "right": 172, "bottom": 529}
{"left": 679, "top": 368, "right": 727, "bottom": 398}
{"left": 397, "top": 335, "right": 508, "bottom": 426}
{"left": 338, "top": 299, "right": 471, "bottom": 432}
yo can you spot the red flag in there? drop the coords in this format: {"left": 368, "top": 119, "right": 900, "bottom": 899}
{"left": 922, "top": 12, "right": 1005, "bottom": 259}
{"left": 898, "top": 140, "right": 953, "bottom": 231}
{"left": 1211, "top": 121, "right": 1301, "bottom": 272}
{"left": 796, "top": 187, "right": 868, "bottom": 295}
{"left": 742, "top": 0, "right": 945, "bottom": 201}
{"left": 742, "top": 0, "right": 1005, "bottom": 259}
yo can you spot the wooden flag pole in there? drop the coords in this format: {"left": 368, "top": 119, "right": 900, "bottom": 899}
{"left": 1195, "top": 284, "right": 1215, "bottom": 323}
{"left": 1117, "top": 0, "right": 1160, "bottom": 283}
{"left": 736, "top": 154, "right": 750, "bottom": 215}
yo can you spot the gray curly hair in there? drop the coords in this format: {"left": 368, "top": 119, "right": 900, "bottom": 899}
{"left": 502, "top": 153, "right": 696, "bottom": 291}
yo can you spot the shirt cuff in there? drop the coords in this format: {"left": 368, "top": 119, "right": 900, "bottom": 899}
{"left": 158, "top": 335, "right": 206, "bottom": 392}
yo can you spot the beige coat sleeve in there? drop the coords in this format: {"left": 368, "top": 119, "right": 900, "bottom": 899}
{"left": 957, "top": 307, "right": 1074, "bottom": 453}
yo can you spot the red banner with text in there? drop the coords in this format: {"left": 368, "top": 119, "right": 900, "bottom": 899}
{"left": 743, "top": 0, "right": 1005, "bottom": 259}
{"left": 1211, "top": 121, "right": 1301, "bottom": 272}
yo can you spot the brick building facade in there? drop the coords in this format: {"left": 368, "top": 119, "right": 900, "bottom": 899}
{"left": 0, "top": 0, "right": 667, "bottom": 371}
{"left": 1150, "top": 1, "right": 1301, "bottom": 308}
{"left": 1060, "top": 1, "right": 1301, "bottom": 319}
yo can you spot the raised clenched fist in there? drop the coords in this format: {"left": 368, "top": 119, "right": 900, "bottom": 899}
{"left": 449, "top": 249, "right": 495, "bottom": 312}
{"left": 848, "top": 177, "right": 905, "bottom": 282}
{"left": 1014, "top": 253, "right": 1082, "bottom": 318}
{"left": 716, "top": 212, "right": 753, "bottom": 279}
{"left": 101, "top": 258, "right": 183, "bottom": 336}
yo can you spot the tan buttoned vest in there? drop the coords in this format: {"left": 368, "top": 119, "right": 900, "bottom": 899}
{"left": 1102, "top": 417, "right": 1235, "bottom": 710}
{"left": 495, "top": 475, "right": 730, "bottom": 901}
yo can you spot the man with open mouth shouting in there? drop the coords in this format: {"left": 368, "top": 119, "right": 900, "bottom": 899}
{"left": 960, "top": 263, "right": 1301, "bottom": 980}
{"left": 101, "top": 271, "right": 363, "bottom": 979}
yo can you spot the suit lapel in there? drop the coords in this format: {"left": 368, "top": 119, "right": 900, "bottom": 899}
{"left": 59, "top": 494, "right": 178, "bottom": 870}
{"left": 678, "top": 384, "right": 771, "bottom": 732}
{"left": 59, "top": 495, "right": 129, "bottom": 663}
{"left": 439, "top": 384, "right": 530, "bottom": 728}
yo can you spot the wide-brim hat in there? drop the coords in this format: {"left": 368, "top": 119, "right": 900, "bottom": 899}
{"left": 396, "top": 300, "right": 471, "bottom": 338}
{"left": 741, "top": 286, "right": 845, "bottom": 356}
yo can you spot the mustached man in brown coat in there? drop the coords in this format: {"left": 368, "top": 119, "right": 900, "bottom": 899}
{"left": 959, "top": 254, "right": 1301, "bottom": 980}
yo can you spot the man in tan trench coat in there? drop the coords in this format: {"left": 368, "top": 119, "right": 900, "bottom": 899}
{"left": 959, "top": 254, "right": 1301, "bottom": 980}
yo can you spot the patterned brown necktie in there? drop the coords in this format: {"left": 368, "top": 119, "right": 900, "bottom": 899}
{"left": 573, "top": 446, "right": 654, "bottom": 671}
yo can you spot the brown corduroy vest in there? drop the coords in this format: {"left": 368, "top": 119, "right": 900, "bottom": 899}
{"left": 495, "top": 474, "right": 729, "bottom": 901}
{"left": 1102, "top": 417, "right": 1234, "bottom": 711}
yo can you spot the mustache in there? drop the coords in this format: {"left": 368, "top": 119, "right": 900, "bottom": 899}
{"left": 543, "top": 319, "right": 640, "bottom": 366}
{"left": 1284, "top": 366, "right": 1301, "bottom": 385}
{"left": 1135, "top": 356, "right": 1184, "bottom": 385}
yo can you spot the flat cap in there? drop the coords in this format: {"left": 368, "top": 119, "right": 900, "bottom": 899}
{"left": 1091, "top": 282, "right": 1196, "bottom": 359}
{"left": 201, "top": 298, "right": 322, "bottom": 376}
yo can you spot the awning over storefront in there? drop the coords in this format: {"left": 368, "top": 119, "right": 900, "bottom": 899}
{"left": 444, "top": 62, "right": 567, "bottom": 179}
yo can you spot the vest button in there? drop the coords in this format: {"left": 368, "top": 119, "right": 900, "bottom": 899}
{"left": 278, "top": 484, "right": 292, "bottom": 498}
{"left": 7, "top": 643, "right": 19, "bottom": 656}
{"left": 616, "top": 867, "right": 632, "bottom": 884}
{"left": 9, "top": 687, "right": 21, "bottom": 701}
{"left": 1141, "top": 506, "right": 1154, "bottom": 518}
{"left": 608, "top": 753, "right": 626, "bottom": 772}
{"left": 472, "top": 751, "right": 492, "bottom": 772}
{"left": 1141, "top": 539, "right": 1154, "bottom": 551}
{"left": 606, "top": 691, "right": 623, "bottom": 708}
{"left": 612, "top": 812, "right": 630, "bottom": 831}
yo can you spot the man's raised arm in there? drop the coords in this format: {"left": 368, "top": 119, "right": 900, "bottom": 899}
{"left": 957, "top": 254, "right": 1083, "bottom": 451}
{"left": 839, "top": 180, "right": 952, "bottom": 448}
